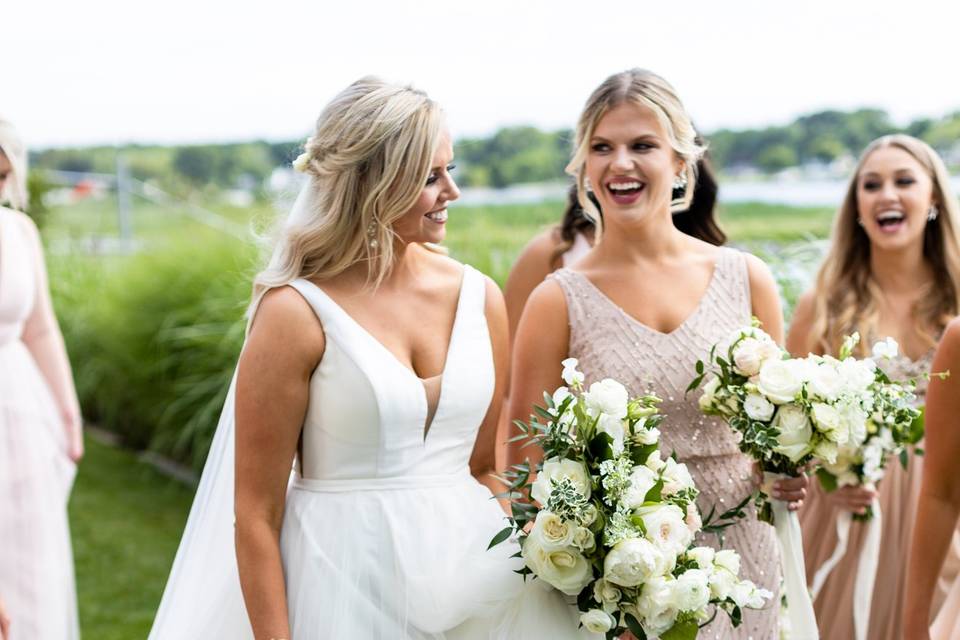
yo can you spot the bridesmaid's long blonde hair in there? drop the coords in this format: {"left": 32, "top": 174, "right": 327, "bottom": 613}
{"left": 809, "top": 134, "right": 960, "bottom": 356}
{"left": 249, "top": 77, "right": 443, "bottom": 318}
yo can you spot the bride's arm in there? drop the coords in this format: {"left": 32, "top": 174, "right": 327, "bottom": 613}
{"left": 506, "top": 279, "right": 569, "bottom": 473}
{"left": 235, "top": 286, "right": 324, "bottom": 639}
{"left": 903, "top": 320, "right": 960, "bottom": 639}
{"left": 470, "top": 277, "right": 511, "bottom": 510}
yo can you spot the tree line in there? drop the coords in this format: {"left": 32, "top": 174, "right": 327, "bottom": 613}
{"left": 30, "top": 108, "right": 960, "bottom": 193}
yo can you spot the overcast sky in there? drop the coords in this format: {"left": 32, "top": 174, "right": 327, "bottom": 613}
{"left": 8, "top": 0, "right": 958, "bottom": 148}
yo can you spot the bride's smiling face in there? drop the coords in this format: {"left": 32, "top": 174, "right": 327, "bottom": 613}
{"left": 392, "top": 129, "right": 459, "bottom": 246}
{"left": 585, "top": 102, "right": 683, "bottom": 227}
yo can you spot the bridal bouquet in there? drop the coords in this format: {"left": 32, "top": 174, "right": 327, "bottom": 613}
{"left": 809, "top": 336, "right": 924, "bottom": 520}
{"left": 492, "top": 359, "right": 770, "bottom": 640}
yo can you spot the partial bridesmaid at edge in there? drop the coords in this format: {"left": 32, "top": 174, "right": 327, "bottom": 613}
{"left": 508, "top": 68, "right": 806, "bottom": 639}
{"left": 0, "top": 118, "right": 82, "bottom": 640}
{"left": 905, "top": 318, "right": 960, "bottom": 640}
{"left": 149, "top": 78, "right": 594, "bottom": 639}
{"left": 788, "top": 134, "right": 960, "bottom": 640}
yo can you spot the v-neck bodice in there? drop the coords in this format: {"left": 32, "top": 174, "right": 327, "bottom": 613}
{"left": 287, "top": 265, "right": 494, "bottom": 482}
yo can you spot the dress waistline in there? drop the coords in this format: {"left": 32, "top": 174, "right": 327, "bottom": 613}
{"left": 292, "top": 470, "right": 474, "bottom": 493}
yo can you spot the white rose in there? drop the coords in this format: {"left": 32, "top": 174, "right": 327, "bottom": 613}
{"left": 813, "top": 439, "right": 839, "bottom": 465}
{"left": 733, "top": 338, "right": 764, "bottom": 376}
{"left": 839, "top": 357, "right": 877, "bottom": 395}
{"left": 593, "top": 578, "right": 622, "bottom": 613}
{"left": 757, "top": 359, "right": 804, "bottom": 404}
{"left": 872, "top": 337, "right": 899, "bottom": 360}
{"left": 622, "top": 465, "right": 659, "bottom": 509}
{"left": 714, "top": 549, "right": 741, "bottom": 575}
{"left": 685, "top": 503, "right": 703, "bottom": 535}
{"left": 561, "top": 357, "right": 584, "bottom": 386}
{"left": 521, "top": 536, "right": 593, "bottom": 596}
{"left": 808, "top": 360, "right": 843, "bottom": 401}
{"left": 584, "top": 378, "right": 629, "bottom": 419}
{"left": 637, "top": 504, "right": 693, "bottom": 556}
{"left": 596, "top": 413, "right": 626, "bottom": 455}
{"left": 572, "top": 526, "right": 596, "bottom": 553}
{"left": 686, "top": 546, "right": 715, "bottom": 570}
{"left": 530, "top": 510, "right": 576, "bottom": 550}
{"left": 758, "top": 339, "right": 782, "bottom": 364}
{"left": 772, "top": 404, "right": 813, "bottom": 462}
{"left": 698, "top": 376, "right": 721, "bottom": 412}
{"left": 604, "top": 537, "right": 665, "bottom": 587}
{"left": 743, "top": 392, "right": 775, "bottom": 421}
{"left": 581, "top": 503, "right": 599, "bottom": 526}
{"left": 636, "top": 576, "right": 680, "bottom": 635}
{"left": 811, "top": 402, "right": 847, "bottom": 444}
{"left": 531, "top": 458, "right": 591, "bottom": 506}
{"left": 671, "top": 569, "right": 711, "bottom": 612}
{"left": 662, "top": 457, "right": 696, "bottom": 496}
{"left": 580, "top": 609, "right": 614, "bottom": 634}
{"left": 838, "top": 399, "right": 868, "bottom": 446}
{"left": 645, "top": 450, "right": 666, "bottom": 472}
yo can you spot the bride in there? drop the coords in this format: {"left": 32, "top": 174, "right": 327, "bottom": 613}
{"left": 149, "top": 77, "right": 589, "bottom": 639}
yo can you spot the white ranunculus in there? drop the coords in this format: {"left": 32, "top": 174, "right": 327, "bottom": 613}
{"left": 579, "top": 609, "right": 615, "bottom": 634}
{"left": 530, "top": 510, "right": 576, "bottom": 550}
{"left": 698, "top": 376, "right": 721, "bottom": 412}
{"left": 636, "top": 576, "right": 680, "bottom": 635}
{"left": 685, "top": 503, "right": 703, "bottom": 535}
{"left": 872, "top": 337, "right": 899, "bottom": 360}
{"left": 772, "top": 404, "right": 813, "bottom": 462}
{"left": 811, "top": 402, "right": 847, "bottom": 444}
{"left": 686, "top": 546, "right": 715, "bottom": 570}
{"left": 662, "top": 457, "right": 696, "bottom": 496}
{"left": 637, "top": 504, "right": 693, "bottom": 556}
{"left": 530, "top": 458, "right": 591, "bottom": 506}
{"left": 743, "top": 392, "right": 775, "bottom": 421}
{"left": 521, "top": 536, "right": 592, "bottom": 596}
{"left": 593, "top": 578, "right": 622, "bottom": 613}
{"left": 604, "top": 537, "right": 666, "bottom": 587}
{"left": 584, "top": 378, "right": 629, "bottom": 419}
{"left": 645, "top": 450, "right": 666, "bottom": 472}
{"left": 708, "top": 564, "right": 737, "bottom": 600}
{"left": 714, "top": 549, "right": 741, "bottom": 575}
{"left": 757, "top": 359, "right": 804, "bottom": 404}
{"left": 730, "top": 582, "right": 772, "bottom": 609}
{"left": 596, "top": 413, "right": 626, "bottom": 455}
{"left": 561, "top": 358, "right": 584, "bottom": 386}
{"left": 733, "top": 337, "right": 765, "bottom": 376}
{"left": 622, "top": 464, "right": 659, "bottom": 509}
{"left": 808, "top": 360, "right": 844, "bottom": 401}
{"left": 839, "top": 357, "right": 877, "bottom": 396}
{"left": 671, "top": 569, "right": 711, "bottom": 612}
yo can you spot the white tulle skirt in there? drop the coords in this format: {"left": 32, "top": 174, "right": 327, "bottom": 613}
{"left": 281, "top": 472, "right": 590, "bottom": 639}
{"left": 0, "top": 341, "right": 79, "bottom": 640}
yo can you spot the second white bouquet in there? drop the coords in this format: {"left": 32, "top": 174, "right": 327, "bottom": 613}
{"left": 492, "top": 359, "right": 770, "bottom": 640}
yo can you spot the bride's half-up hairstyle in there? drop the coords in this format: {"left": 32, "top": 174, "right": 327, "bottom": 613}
{"left": 566, "top": 68, "right": 707, "bottom": 241}
{"left": 249, "top": 77, "right": 443, "bottom": 319}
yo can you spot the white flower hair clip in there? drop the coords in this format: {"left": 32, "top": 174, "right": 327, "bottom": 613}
{"left": 292, "top": 152, "right": 311, "bottom": 173}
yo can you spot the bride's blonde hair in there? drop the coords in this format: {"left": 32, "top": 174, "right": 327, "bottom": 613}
{"left": 809, "top": 134, "right": 960, "bottom": 356}
{"left": 250, "top": 77, "right": 443, "bottom": 315}
{"left": 566, "top": 68, "right": 705, "bottom": 237}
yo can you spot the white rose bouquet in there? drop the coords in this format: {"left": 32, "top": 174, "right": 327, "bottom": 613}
{"left": 811, "top": 336, "right": 924, "bottom": 521}
{"left": 492, "top": 359, "right": 770, "bottom": 639}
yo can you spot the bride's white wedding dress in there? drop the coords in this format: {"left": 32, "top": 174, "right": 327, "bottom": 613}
{"left": 149, "top": 264, "right": 590, "bottom": 639}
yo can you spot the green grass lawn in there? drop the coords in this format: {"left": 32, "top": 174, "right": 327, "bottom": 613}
{"left": 69, "top": 435, "right": 194, "bottom": 639}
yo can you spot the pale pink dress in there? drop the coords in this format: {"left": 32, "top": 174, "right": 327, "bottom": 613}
{"left": 0, "top": 208, "right": 80, "bottom": 639}
{"left": 551, "top": 247, "right": 781, "bottom": 640}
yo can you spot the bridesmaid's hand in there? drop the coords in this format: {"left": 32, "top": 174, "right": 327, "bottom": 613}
{"left": 771, "top": 474, "right": 808, "bottom": 511}
{"left": 824, "top": 485, "right": 876, "bottom": 516}
{"left": 0, "top": 595, "right": 10, "bottom": 640}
